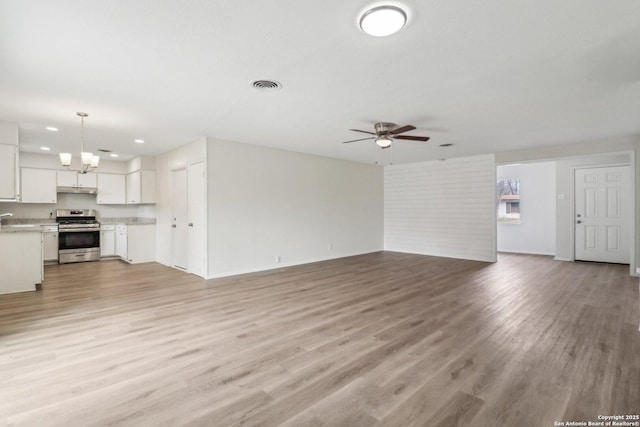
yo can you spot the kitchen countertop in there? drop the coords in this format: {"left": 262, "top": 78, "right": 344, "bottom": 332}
{"left": 0, "top": 217, "right": 157, "bottom": 227}
{"left": 1, "top": 218, "right": 56, "bottom": 226}
{"left": 0, "top": 225, "right": 45, "bottom": 233}
{"left": 100, "top": 217, "right": 156, "bottom": 225}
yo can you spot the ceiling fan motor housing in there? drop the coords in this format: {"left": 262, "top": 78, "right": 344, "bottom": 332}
{"left": 375, "top": 122, "right": 396, "bottom": 135}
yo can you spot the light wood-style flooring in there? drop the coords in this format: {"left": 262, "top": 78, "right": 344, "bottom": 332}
{"left": 0, "top": 252, "right": 638, "bottom": 426}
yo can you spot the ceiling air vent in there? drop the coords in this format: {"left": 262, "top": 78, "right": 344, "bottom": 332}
{"left": 252, "top": 80, "right": 282, "bottom": 90}
{"left": 98, "top": 149, "right": 112, "bottom": 153}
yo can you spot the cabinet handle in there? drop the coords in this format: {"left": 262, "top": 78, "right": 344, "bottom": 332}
{"left": 188, "top": 223, "right": 193, "bottom": 227}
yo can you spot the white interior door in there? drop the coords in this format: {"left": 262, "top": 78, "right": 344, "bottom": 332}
{"left": 172, "top": 169, "right": 188, "bottom": 270}
{"left": 574, "top": 166, "right": 631, "bottom": 264}
{"left": 188, "top": 162, "right": 206, "bottom": 278}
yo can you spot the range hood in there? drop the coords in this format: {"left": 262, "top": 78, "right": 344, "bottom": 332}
{"left": 57, "top": 186, "right": 98, "bottom": 195}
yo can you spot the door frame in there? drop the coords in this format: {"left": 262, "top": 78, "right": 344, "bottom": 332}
{"left": 570, "top": 157, "right": 635, "bottom": 276}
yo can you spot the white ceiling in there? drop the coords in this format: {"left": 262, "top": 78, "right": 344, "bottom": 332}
{"left": 1, "top": 0, "right": 639, "bottom": 164}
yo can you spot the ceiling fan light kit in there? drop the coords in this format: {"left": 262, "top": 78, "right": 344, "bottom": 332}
{"left": 376, "top": 135, "right": 392, "bottom": 148}
{"left": 359, "top": 5, "right": 407, "bottom": 37}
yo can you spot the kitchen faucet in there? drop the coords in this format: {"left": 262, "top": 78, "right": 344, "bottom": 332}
{"left": 0, "top": 212, "right": 13, "bottom": 228}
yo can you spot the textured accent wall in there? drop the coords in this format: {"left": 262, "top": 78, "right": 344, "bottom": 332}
{"left": 384, "top": 154, "right": 497, "bottom": 262}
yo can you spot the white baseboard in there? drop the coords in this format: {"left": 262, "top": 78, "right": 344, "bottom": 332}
{"left": 553, "top": 256, "right": 572, "bottom": 262}
{"left": 497, "top": 250, "right": 556, "bottom": 256}
{"left": 206, "top": 250, "right": 381, "bottom": 280}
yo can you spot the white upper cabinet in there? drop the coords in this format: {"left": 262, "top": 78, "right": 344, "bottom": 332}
{"left": 97, "top": 173, "right": 126, "bottom": 204}
{"left": 126, "top": 170, "right": 155, "bottom": 204}
{"left": 78, "top": 173, "right": 97, "bottom": 188}
{"left": 0, "top": 145, "right": 18, "bottom": 200}
{"left": 57, "top": 171, "right": 97, "bottom": 188}
{"left": 21, "top": 168, "right": 57, "bottom": 203}
{"left": 0, "top": 121, "right": 19, "bottom": 201}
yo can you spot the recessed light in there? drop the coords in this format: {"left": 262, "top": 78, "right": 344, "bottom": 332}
{"left": 110, "top": 153, "right": 119, "bottom": 158}
{"left": 134, "top": 139, "right": 144, "bottom": 144}
{"left": 40, "top": 146, "right": 51, "bottom": 151}
{"left": 46, "top": 126, "right": 58, "bottom": 132}
{"left": 439, "top": 143, "right": 454, "bottom": 147}
{"left": 359, "top": 5, "right": 407, "bottom": 37}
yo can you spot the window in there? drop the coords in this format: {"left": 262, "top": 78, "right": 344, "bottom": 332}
{"left": 506, "top": 201, "right": 520, "bottom": 214}
{"left": 497, "top": 178, "right": 521, "bottom": 223}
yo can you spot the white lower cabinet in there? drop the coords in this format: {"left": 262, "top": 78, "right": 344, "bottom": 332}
{"left": 100, "top": 225, "right": 115, "bottom": 257}
{"left": 115, "top": 224, "right": 155, "bottom": 264}
{"left": 115, "top": 225, "right": 127, "bottom": 259}
{"left": 42, "top": 225, "right": 59, "bottom": 262}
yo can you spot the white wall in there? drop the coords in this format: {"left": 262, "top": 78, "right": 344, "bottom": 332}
{"left": 20, "top": 151, "right": 127, "bottom": 174}
{"left": 497, "top": 162, "right": 556, "bottom": 255}
{"left": 0, "top": 193, "right": 141, "bottom": 219}
{"left": 384, "top": 154, "right": 496, "bottom": 262}
{"left": 154, "top": 138, "right": 207, "bottom": 267}
{"left": 555, "top": 153, "right": 631, "bottom": 261}
{"left": 0, "top": 152, "right": 153, "bottom": 219}
{"left": 207, "top": 139, "right": 383, "bottom": 277}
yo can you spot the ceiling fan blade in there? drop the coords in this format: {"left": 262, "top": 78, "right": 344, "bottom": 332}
{"left": 349, "top": 129, "right": 377, "bottom": 135}
{"left": 390, "top": 125, "right": 416, "bottom": 135}
{"left": 394, "top": 135, "right": 430, "bottom": 141}
{"left": 342, "top": 137, "right": 375, "bottom": 144}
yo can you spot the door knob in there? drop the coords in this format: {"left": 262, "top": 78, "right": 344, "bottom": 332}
{"left": 576, "top": 214, "right": 581, "bottom": 217}
{"left": 171, "top": 224, "right": 177, "bottom": 228}
{"left": 188, "top": 223, "right": 193, "bottom": 227}
{"left": 576, "top": 220, "right": 582, "bottom": 224}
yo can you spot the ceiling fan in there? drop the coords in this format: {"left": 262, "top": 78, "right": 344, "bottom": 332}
{"left": 342, "top": 122, "right": 430, "bottom": 149}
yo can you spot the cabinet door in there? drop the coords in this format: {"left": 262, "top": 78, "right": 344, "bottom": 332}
{"left": 127, "top": 224, "right": 155, "bottom": 263}
{"left": 42, "top": 232, "right": 59, "bottom": 261}
{"left": 0, "top": 144, "right": 18, "bottom": 200}
{"left": 77, "top": 172, "right": 97, "bottom": 188}
{"left": 97, "top": 174, "right": 126, "bottom": 204}
{"left": 140, "top": 170, "right": 156, "bottom": 204}
{"left": 101, "top": 229, "right": 115, "bottom": 256}
{"left": 116, "top": 230, "right": 127, "bottom": 258}
{"left": 126, "top": 171, "right": 141, "bottom": 204}
{"left": 21, "top": 168, "right": 57, "bottom": 203}
{"left": 56, "top": 170, "right": 78, "bottom": 187}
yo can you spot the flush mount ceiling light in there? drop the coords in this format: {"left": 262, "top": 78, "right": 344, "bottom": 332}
{"left": 134, "top": 139, "right": 145, "bottom": 144}
{"left": 359, "top": 5, "right": 407, "bottom": 37}
{"left": 46, "top": 126, "right": 58, "bottom": 132}
{"left": 59, "top": 112, "right": 99, "bottom": 174}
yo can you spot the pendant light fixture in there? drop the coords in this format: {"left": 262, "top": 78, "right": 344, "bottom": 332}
{"left": 59, "top": 112, "right": 99, "bottom": 174}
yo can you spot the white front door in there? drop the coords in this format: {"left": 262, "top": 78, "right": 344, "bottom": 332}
{"left": 188, "top": 162, "right": 207, "bottom": 278}
{"left": 172, "top": 169, "right": 188, "bottom": 270}
{"left": 574, "top": 166, "right": 631, "bottom": 264}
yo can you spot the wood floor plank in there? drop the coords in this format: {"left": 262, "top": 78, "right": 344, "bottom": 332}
{"left": 0, "top": 252, "right": 638, "bottom": 426}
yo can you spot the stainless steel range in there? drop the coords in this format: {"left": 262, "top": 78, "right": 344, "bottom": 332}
{"left": 56, "top": 209, "right": 101, "bottom": 264}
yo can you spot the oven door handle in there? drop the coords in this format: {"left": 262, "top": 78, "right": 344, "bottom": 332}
{"left": 59, "top": 228, "right": 100, "bottom": 233}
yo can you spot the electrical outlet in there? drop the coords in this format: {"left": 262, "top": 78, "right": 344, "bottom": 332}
{"left": 276, "top": 256, "right": 281, "bottom": 263}
{"left": 636, "top": 268, "right": 640, "bottom": 275}
{"left": 329, "top": 243, "right": 333, "bottom": 250}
